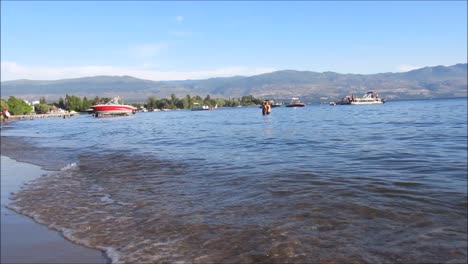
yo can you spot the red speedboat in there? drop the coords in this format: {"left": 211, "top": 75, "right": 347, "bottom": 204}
{"left": 91, "top": 97, "right": 137, "bottom": 117}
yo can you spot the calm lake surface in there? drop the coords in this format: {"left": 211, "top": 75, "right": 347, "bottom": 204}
{"left": 2, "top": 98, "right": 467, "bottom": 263}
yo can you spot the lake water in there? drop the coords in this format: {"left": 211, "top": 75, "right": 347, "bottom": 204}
{"left": 2, "top": 98, "right": 467, "bottom": 263}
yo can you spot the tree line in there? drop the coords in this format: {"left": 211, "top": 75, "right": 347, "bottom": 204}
{"left": 1, "top": 94, "right": 265, "bottom": 115}
{"left": 137, "top": 94, "right": 263, "bottom": 110}
{"left": 0, "top": 95, "right": 111, "bottom": 115}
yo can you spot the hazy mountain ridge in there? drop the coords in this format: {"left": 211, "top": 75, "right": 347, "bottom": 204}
{"left": 1, "top": 64, "right": 466, "bottom": 102}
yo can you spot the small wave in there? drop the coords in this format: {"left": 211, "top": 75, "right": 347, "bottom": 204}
{"left": 9, "top": 203, "right": 122, "bottom": 264}
{"left": 103, "top": 247, "right": 121, "bottom": 264}
{"left": 392, "top": 181, "right": 423, "bottom": 187}
{"left": 61, "top": 162, "right": 78, "bottom": 171}
{"left": 59, "top": 225, "right": 122, "bottom": 264}
{"left": 91, "top": 184, "right": 104, "bottom": 192}
{"left": 100, "top": 194, "right": 114, "bottom": 204}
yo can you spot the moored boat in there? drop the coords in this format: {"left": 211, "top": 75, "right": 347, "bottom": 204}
{"left": 269, "top": 100, "right": 283, "bottom": 107}
{"left": 191, "top": 103, "right": 210, "bottom": 111}
{"left": 285, "top": 98, "right": 305, "bottom": 107}
{"left": 335, "top": 95, "right": 352, "bottom": 105}
{"left": 350, "top": 91, "right": 385, "bottom": 105}
{"left": 90, "top": 97, "right": 137, "bottom": 117}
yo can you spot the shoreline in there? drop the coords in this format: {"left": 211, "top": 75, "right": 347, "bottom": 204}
{"left": 1, "top": 154, "right": 109, "bottom": 264}
{"left": 1, "top": 112, "right": 76, "bottom": 122}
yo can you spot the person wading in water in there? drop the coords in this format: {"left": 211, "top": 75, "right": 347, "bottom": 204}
{"left": 262, "top": 100, "right": 272, "bottom": 115}
{"left": 2, "top": 108, "right": 11, "bottom": 122}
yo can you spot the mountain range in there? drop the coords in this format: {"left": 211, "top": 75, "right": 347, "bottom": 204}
{"left": 1, "top": 63, "right": 466, "bottom": 103}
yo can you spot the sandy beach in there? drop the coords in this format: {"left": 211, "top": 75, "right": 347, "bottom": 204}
{"left": 1, "top": 155, "right": 108, "bottom": 264}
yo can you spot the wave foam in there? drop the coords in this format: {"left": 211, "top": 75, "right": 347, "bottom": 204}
{"left": 60, "top": 162, "right": 78, "bottom": 171}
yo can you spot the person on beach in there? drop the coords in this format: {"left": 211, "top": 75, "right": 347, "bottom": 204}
{"left": 2, "top": 108, "right": 11, "bottom": 122}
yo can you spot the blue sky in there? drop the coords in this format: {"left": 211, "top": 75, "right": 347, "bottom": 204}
{"left": 1, "top": 1, "right": 467, "bottom": 81}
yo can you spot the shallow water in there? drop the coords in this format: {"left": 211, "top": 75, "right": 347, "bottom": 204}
{"left": 1, "top": 156, "right": 107, "bottom": 264}
{"left": 3, "top": 99, "right": 467, "bottom": 263}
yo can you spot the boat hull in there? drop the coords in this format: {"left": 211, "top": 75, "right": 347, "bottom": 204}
{"left": 335, "top": 101, "right": 351, "bottom": 105}
{"left": 91, "top": 105, "right": 137, "bottom": 115}
{"left": 350, "top": 101, "right": 384, "bottom": 105}
{"left": 191, "top": 102, "right": 213, "bottom": 111}
{"left": 285, "top": 104, "right": 305, "bottom": 107}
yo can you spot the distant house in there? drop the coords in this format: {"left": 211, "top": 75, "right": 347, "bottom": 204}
{"left": 24, "top": 100, "right": 40, "bottom": 113}
{"left": 48, "top": 105, "right": 66, "bottom": 114}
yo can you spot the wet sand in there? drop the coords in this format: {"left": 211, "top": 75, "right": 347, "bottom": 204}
{"left": 1, "top": 155, "right": 108, "bottom": 264}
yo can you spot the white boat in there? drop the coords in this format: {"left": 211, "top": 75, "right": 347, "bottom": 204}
{"left": 350, "top": 92, "right": 385, "bottom": 105}
{"left": 269, "top": 100, "right": 283, "bottom": 108}
{"left": 285, "top": 98, "right": 305, "bottom": 107}
{"left": 191, "top": 103, "right": 215, "bottom": 111}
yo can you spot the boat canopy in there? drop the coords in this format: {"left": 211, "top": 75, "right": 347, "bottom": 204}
{"left": 106, "top": 97, "right": 122, "bottom": 105}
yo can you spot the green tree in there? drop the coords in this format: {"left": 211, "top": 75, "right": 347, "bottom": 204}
{"left": 174, "top": 99, "right": 183, "bottom": 109}
{"left": 182, "top": 95, "right": 191, "bottom": 109}
{"left": 252, "top": 97, "right": 262, "bottom": 105}
{"left": 35, "top": 103, "right": 50, "bottom": 114}
{"left": 169, "top": 94, "right": 178, "bottom": 109}
{"left": 203, "top": 94, "right": 216, "bottom": 107}
{"left": 241, "top": 95, "right": 254, "bottom": 105}
{"left": 92, "top": 96, "right": 101, "bottom": 105}
{"left": 147, "top": 96, "right": 158, "bottom": 109}
{"left": 157, "top": 98, "right": 171, "bottom": 109}
{"left": 39, "top": 96, "right": 47, "bottom": 104}
{"left": 65, "top": 95, "right": 82, "bottom": 111}
{"left": 1, "top": 99, "right": 9, "bottom": 111}
{"left": 82, "top": 96, "right": 92, "bottom": 111}
{"left": 58, "top": 97, "right": 65, "bottom": 109}
{"left": 193, "top": 95, "right": 203, "bottom": 104}
{"left": 7, "top": 96, "right": 33, "bottom": 115}
{"left": 230, "top": 99, "right": 241, "bottom": 107}
{"left": 214, "top": 98, "right": 225, "bottom": 107}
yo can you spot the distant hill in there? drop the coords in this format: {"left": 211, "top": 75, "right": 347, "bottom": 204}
{"left": 1, "top": 64, "right": 466, "bottom": 103}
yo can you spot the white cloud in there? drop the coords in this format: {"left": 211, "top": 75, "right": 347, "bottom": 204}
{"left": 130, "top": 43, "right": 167, "bottom": 59}
{"left": 396, "top": 64, "right": 423, "bottom": 72}
{"left": 1, "top": 61, "right": 276, "bottom": 81}
{"left": 176, "top": 15, "right": 184, "bottom": 23}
